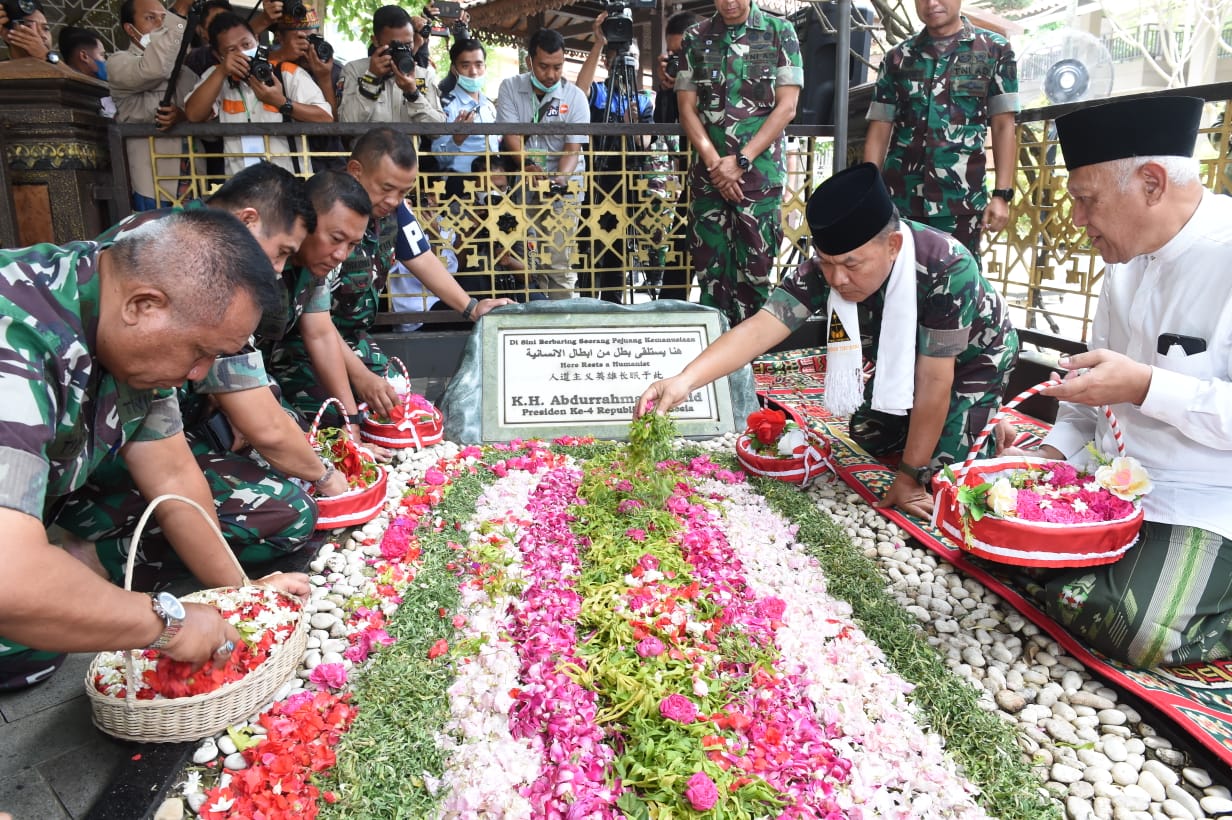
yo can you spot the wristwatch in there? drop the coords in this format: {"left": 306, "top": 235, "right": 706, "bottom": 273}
{"left": 991, "top": 187, "right": 1014, "bottom": 204}
{"left": 735, "top": 152, "right": 751, "bottom": 172}
{"left": 313, "top": 460, "right": 338, "bottom": 491}
{"left": 46, "top": 51, "right": 61, "bottom": 65}
{"left": 897, "top": 460, "right": 934, "bottom": 487}
{"left": 147, "top": 591, "right": 186, "bottom": 650}
{"left": 278, "top": 99, "right": 294, "bottom": 118}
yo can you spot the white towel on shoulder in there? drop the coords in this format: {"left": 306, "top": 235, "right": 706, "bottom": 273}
{"left": 823, "top": 225, "right": 918, "bottom": 417}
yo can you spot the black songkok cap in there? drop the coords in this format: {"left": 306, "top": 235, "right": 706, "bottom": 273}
{"left": 1056, "top": 96, "right": 1204, "bottom": 171}
{"left": 806, "top": 162, "right": 894, "bottom": 256}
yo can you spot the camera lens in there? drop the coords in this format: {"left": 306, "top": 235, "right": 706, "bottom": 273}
{"left": 17, "top": 0, "right": 35, "bottom": 13}
{"left": 285, "top": 0, "right": 306, "bottom": 17}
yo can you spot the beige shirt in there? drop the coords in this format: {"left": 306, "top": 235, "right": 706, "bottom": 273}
{"left": 338, "top": 58, "right": 444, "bottom": 124}
{"left": 106, "top": 16, "right": 198, "bottom": 202}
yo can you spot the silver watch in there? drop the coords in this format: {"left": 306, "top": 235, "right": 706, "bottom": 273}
{"left": 147, "top": 591, "right": 185, "bottom": 650}
{"left": 313, "top": 460, "right": 338, "bottom": 490}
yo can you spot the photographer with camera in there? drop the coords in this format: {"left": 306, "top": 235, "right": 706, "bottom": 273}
{"left": 184, "top": 12, "right": 331, "bottom": 175}
{"left": 338, "top": 4, "right": 444, "bottom": 125}
{"left": 107, "top": 0, "right": 201, "bottom": 211}
{"left": 270, "top": 7, "right": 338, "bottom": 116}
{"left": 184, "top": 0, "right": 282, "bottom": 78}
{"left": 496, "top": 28, "right": 590, "bottom": 299}
{"left": 0, "top": 0, "right": 52, "bottom": 62}
{"left": 271, "top": 7, "right": 345, "bottom": 171}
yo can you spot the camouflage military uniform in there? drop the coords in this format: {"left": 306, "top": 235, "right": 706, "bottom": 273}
{"left": 259, "top": 262, "right": 338, "bottom": 419}
{"left": 56, "top": 347, "right": 319, "bottom": 590}
{"left": 675, "top": 4, "right": 803, "bottom": 328}
{"left": 764, "top": 221, "right": 1019, "bottom": 468}
{"left": 61, "top": 206, "right": 318, "bottom": 587}
{"left": 0, "top": 242, "right": 183, "bottom": 681}
{"left": 866, "top": 18, "right": 1018, "bottom": 260}
{"left": 332, "top": 215, "right": 396, "bottom": 369}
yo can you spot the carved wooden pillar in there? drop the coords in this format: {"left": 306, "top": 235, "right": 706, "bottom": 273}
{"left": 0, "top": 58, "right": 110, "bottom": 248}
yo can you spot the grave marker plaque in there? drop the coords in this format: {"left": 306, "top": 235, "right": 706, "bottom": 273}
{"left": 440, "top": 300, "right": 759, "bottom": 443}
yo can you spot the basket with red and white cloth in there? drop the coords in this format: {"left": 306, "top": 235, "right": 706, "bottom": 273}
{"left": 931, "top": 380, "right": 1150, "bottom": 568}
{"left": 735, "top": 407, "right": 832, "bottom": 486}
{"left": 359, "top": 357, "right": 444, "bottom": 451}
{"left": 310, "top": 398, "right": 389, "bottom": 530}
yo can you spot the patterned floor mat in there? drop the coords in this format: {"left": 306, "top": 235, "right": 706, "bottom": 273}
{"left": 752, "top": 347, "right": 1232, "bottom": 770}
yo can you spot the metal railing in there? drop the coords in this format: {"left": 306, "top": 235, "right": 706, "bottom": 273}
{"left": 105, "top": 82, "right": 1232, "bottom": 340}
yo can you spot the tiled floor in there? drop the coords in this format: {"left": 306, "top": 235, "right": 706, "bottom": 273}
{"left": 0, "top": 653, "right": 126, "bottom": 819}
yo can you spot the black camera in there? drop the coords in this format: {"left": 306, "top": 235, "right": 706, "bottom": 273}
{"left": 548, "top": 182, "right": 568, "bottom": 198}
{"left": 2, "top": 0, "right": 37, "bottom": 28}
{"left": 600, "top": 0, "right": 654, "bottom": 48}
{"left": 665, "top": 52, "right": 681, "bottom": 78}
{"left": 247, "top": 44, "right": 276, "bottom": 86}
{"left": 307, "top": 32, "right": 333, "bottom": 62}
{"left": 385, "top": 39, "right": 417, "bottom": 75}
{"left": 600, "top": 4, "right": 633, "bottom": 48}
{"left": 283, "top": 0, "right": 306, "bottom": 19}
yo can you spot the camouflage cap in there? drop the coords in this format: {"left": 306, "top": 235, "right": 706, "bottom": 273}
{"left": 1056, "top": 96, "right": 1203, "bottom": 171}
{"left": 807, "top": 162, "right": 893, "bottom": 256}
{"left": 280, "top": 6, "right": 321, "bottom": 30}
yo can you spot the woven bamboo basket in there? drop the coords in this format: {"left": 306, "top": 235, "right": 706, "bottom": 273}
{"left": 359, "top": 357, "right": 444, "bottom": 450}
{"left": 931, "top": 380, "right": 1145, "bottom": 568}
{"left": 86, "top": 494, "right": 309, "bottom": 743}
{"left": 310, "top": 398, "right": 389, "bottom": 530}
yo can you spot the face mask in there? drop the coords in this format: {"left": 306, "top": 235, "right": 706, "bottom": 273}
{"left": 529, "top": 73, "right": 560, "bottom": 95}
{"left": 241, "top": 46, "right": 258, "bottom": 59}
{"left": 456, "top": 73, "right": 483, "bottom": 94}
{"left": 94, "top": 58, "right": 108, "bottom": 81}
{"left": 134, "top": 31, "right": 151, "bottom": 49}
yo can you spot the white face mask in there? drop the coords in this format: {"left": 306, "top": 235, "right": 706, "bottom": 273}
{"left": 241, "top": 46, "right": 258, "bottom": 59}
{"left": 133, "top": 29, "right": 151, "bottom": 49}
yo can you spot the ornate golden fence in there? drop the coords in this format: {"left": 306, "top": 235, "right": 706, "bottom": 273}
{"left": 107, "top": 83, "right": 1232, "bottom": 339}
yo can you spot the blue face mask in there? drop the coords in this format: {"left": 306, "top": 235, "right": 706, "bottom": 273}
{"left": 529, "top": 73, "right": 560, "bottom": 95}
{"left": 456, "top": 73, "right": 483, "bottom": 94}
{"left": 94, "top": 58, "right": 108, "bottom": 81}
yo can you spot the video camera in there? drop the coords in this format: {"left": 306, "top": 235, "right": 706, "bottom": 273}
{"left": 600, "top": 0, "right": 654, "bottom": 49}
{"left": 247, "top": 44, "right": 277, "bottom": 86}
{"left": 2, "top": 0, "right": 37, "bottom": 28}
{"left": 307, "top": 33, "right": 333, "bottom": 62}
{"left": 385, "top": 39, "right": 417, "bottom": 74}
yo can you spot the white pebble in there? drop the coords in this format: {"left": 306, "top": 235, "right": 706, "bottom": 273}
{"left": 1135, "top": 770, "right": 1166, "bottom": 803}
{"left": 1200, "top": 795, "right": 1232, "bottom": 814}
{"left": 1141, "top": 759, "right": 1179, "bottom": 787}
{"left": 1117, "top": 784, "right": 1152, "bottom": 812}
{"left": 1051, "top": 763, "right": 1083, "bottom": 784}
{"left": 1181, "top": 768, "right": 1212, "bottom": 789}
{"left": 216, "top": 735, "right": 237, "bottom": 756}
{"left": 223, "top": 752, "right": 248, "bottom": 771}
{"left": 191, "top": 739, "right": 218, "bottom": 764}
{"left": 1111, "top": 761, "right": 1140, "bottom": 786}
{"left": 186, "top": 792, "right": 208, "bottom": 813}
{"left": 1164, "top": 784, "right": 1203, "bottom": 820}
